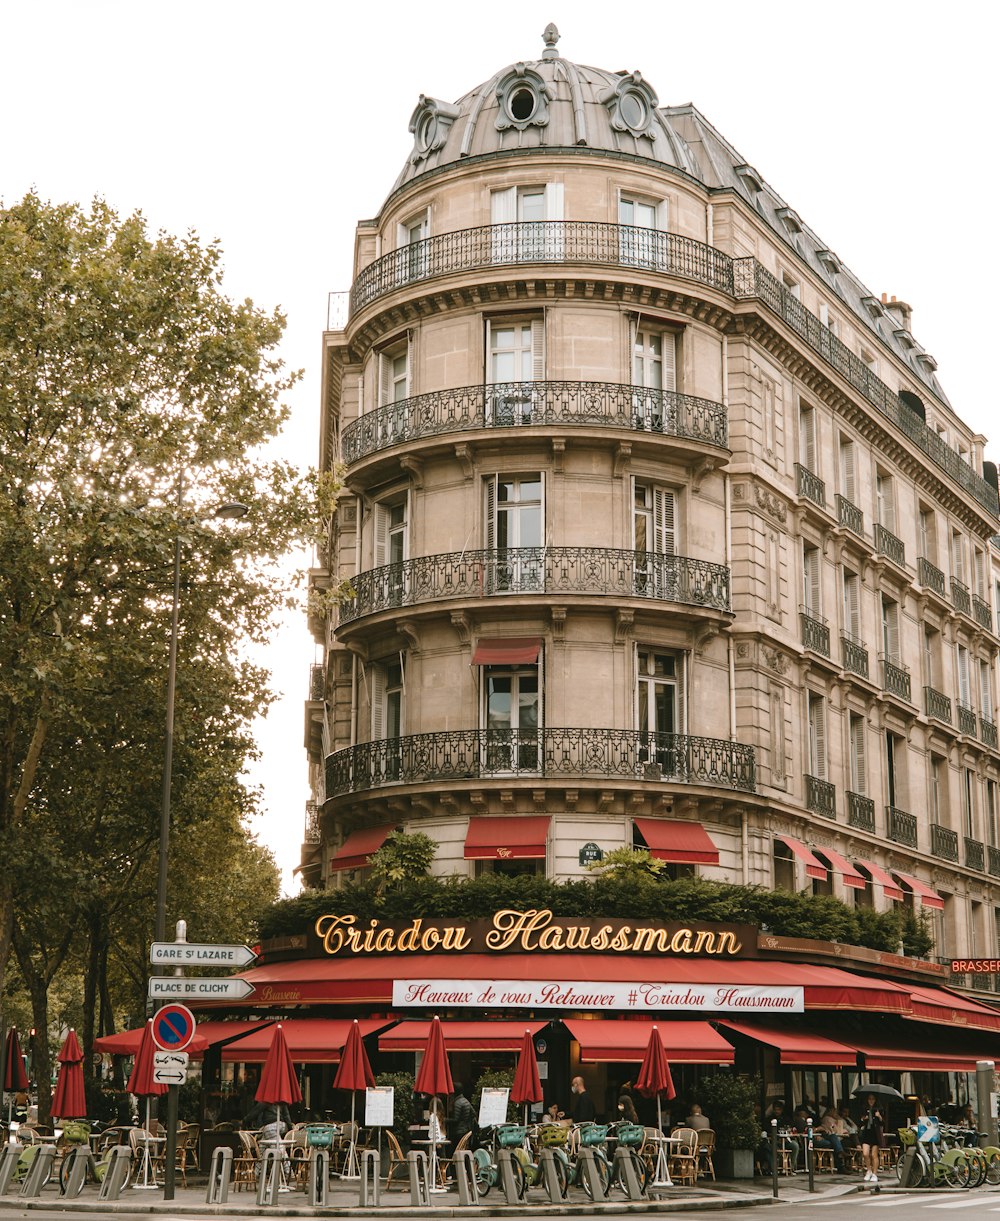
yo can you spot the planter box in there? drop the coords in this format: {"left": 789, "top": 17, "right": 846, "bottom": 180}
{"left": 717, "top": 1147, "right": 755, "bottom": 1179}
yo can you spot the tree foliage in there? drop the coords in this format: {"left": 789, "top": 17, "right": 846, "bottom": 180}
{"left": 367, "top": 830, "right": 437, "bottom": 894}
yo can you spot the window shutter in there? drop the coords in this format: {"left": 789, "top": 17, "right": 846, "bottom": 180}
{"left": 404, "top": 336, "right": 413, "bottom": 399}
{"left": 378, "top": 351, "right": 392, "bottom": 407}
{"left": 883, "top": 600, "right": 899, "bottom": 660}
{"left": 484, "top": 319, "right": 494, "bottom": 384}
{"left": 975, "top": 549, "right": 987, "bottom": 599}
{"left": 484, "top": 476, "right": 496, "bottom": 549}
{"left": 844, "top": 571, "right": 859, "bottom": 636}
{"left": 370, "top": 664, "right": 385, "bottom": 741}
{"left": 544, "top": 182, "right": 564, "bottom": 220}
{"left": 676, "top": 652, "right": 687, "bottom": 736}
{"left": 628, "top": 316, "right": 639, "bottom": 383}
{"left": 951, "top": 531, "right": 964, "bottom": 580}
{"left": 803, "top": 546, "right": 820, "bottom": 615}
{"left": 654, "top": 489, "right": 675, "bottom": 555}
{"left": 800, "top": 406, "right": 816, "bottom": 471}
{"left": 851, "top": 716, "right": 866, "bottom": 793}
{"left": 374, "top": 503, "right": 389, "bottom": 567}
{"left": 491, "top": 187, "right": 517, "bottom": 224}
{"left": 840, "top": 439, "right": 856, "bottom": 502}
{"left": 661, "top": 332, "right": 677, "bottom": 391}
{"left": 980, "top": 661, "right": 993, "bottom": 720}
{"left": 530, "top": 317, "right": 545, "bottom": 382}
{"left": 810, "top": 696, "right": 826, "bottom": 778}
{"left": 958, "top": 647, "right": 971, "bottom": 706}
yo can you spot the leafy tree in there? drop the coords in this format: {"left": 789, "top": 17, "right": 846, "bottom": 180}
{"left": 368, "top": 830, "right": 436, "bottom": 894}
{"left": 584, "top": 845, "right": 665, "bottom": 882}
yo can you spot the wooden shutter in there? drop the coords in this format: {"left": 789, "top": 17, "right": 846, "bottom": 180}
{"left": 369, "top": 663, "right": 385, "bottom": 741}
{"left": 883, "top": 599, "right": 899, "bottom": 660}
{"left": 676, "top": 652, "right": 687, "bottom": 736}
{"left": 809, "top": 694, "right": 826, "bottom": 778}
{"left": 958, "top": 647, "right": 972, "bottom": 706}
{"left": 877, "top": 474, "right": 896, "bottom": 532}
{"left": 844, "top": 570, "right": 860, "bottom": 636}
{"left": 975, "top": 548, "right": 986, "bottom": 599}
{"left": 800, "top": 405, "right": 816, "bottom": 471}
{"left": 530, "top": 317, "right": 544, "bottom": 382}
{"left": 951, "top": 531, "right": 965, "bottom": 581}
{"left": 484, "top": 476, "right": 496, "bottom": 549}
{"left": 653, "top": 489, "right": 675, "bottom": 555}
{"left": 803, "top": 546, "right": 820, "bottom": 615}
{"left": 374, "top": 501, "right": 390, "bottom": 568}
{"left": 839, "top": 438, "right": 856, "bottom": 502}
{"left": 980, "top": 661, "right": 993, "bottom": 720}
{"left": 378, "top": 351, "right": 392, "bottom": 407}
{"left": 544, "top": 182, "right": 564, "bottom": 220}
{"left": 661, "top": 332, "right": 677, "bottom": 392}
{"left": 850, "top": 715, "right": 866, "bottom": 793}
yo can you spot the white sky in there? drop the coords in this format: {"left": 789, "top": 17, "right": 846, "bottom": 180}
{"left": 4, "top": 1, "right": 997, "bottom": 896}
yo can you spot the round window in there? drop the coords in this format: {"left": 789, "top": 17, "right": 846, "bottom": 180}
{"left": 509, "top": 87, "right": 538, "bottom": 123}
{"left": 619, "top": 90, "right": 648, "bottom": 131}
{"left": 415, "top": 110, "right": 436, "bottom": 152}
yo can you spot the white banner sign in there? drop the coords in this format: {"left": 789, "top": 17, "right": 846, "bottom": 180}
{"left": 392, "top": 978, "right": 804, "bottom": 1013}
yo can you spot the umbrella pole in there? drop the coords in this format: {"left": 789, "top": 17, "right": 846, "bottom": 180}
{"left": 653, "top": 1095, "right": 672, "bottom": 1187}
{"left": 342, "top": 1092, "right": 360, "bottom": 1179}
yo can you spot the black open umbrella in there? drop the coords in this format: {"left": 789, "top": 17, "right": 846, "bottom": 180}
{"left": 851, "top": 1083, "right": 905, "bottom": 1101}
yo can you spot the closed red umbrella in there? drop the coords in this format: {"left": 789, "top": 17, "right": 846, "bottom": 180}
{"left": 3, "top": 1027, "right": 29, "bottom": 1092}
{"left": 256, "top": 1023, "right": 302, "bottom": 1106}
{"left": 414, "top": 1016, "right": 453, "bottom": 1097}
{"left": 51, "top": 1029, "right": 87, "bottom": 1120}
{"left": 126, "top": 1021, "right": 167, "bottom": 1100}
{"left": 635, "top": 1024, "right": 676, "bottom": 1186}
{"left": 511, "top": 1028, "right": 542, "bottom": 1124}
{"left": 333, "top": 1019, "right": 374, "bottom": 1178}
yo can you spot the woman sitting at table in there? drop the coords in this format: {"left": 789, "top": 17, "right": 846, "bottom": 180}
{"left": 243, "top": 1099, "right": 288, "bottom": 1144}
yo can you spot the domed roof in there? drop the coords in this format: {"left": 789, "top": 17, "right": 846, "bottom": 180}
{"left": 392, "top": 24, "right": 701, "bottom": 192}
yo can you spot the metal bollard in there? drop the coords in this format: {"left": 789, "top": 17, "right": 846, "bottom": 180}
{"left": 63, "top": 1145, "right": 89, "bottom": 1197}
{"left": 0, "top": 1145, "right": 19, "bottom": 1196}
{"left": 205, "top": 1145, "right": 232, "bottom": 1203}
{"left": 19, "top": 1144, "right": 57, "bottom": 1198}
{"left": 497, "top": 1148, "right": 521, "bottom": 1203}
{"left": 307, "top": 1147, "right": 328, "bottom": 1206}
{"left": 806, "top": 1118, "right": 815, "bottom": 1194}
{"left": 453, "top": 1148, "right": 480, "bottom": 1206}
{"left": 538, "top": 1148, "right": 565, "bottom": 1202}
{"left": 256, "top": 1146, "right": 281, "bottom": 1206}
{"left": 358, "top": 1148, "right": 379, "bottom": 1207}
{"left": 770, "top": 1119, "right": 779, "bottom": 1199}
{"left": 613, "top": 1145, "right": 646, "bottom": 1200}
{"left": 99, "top": 1145, "right": 133, "bottom": 1202}
{"left": 408, "top": 1149, "right": 430, "bottom": 1206}
{"left": 576, "top": 1147, "right": 608, "bottom": 1201}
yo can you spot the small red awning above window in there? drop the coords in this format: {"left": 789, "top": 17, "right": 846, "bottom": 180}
{"left": 814, "top": 847, "right": 865, "bottom": 889}
{"left": 472, "top": 637, "right": 542, "bottom": 665}
{"left": 776, "top": 836, "right": 827, "bottom": 881}
{"left": 563, "top": 1020, "right": 735, "bottom": 1065}
{"left": 892, "top": 871, "right": 945, "bottom": 910}
{"left": 854, "top": 859, "right": 904, "bottom": 902}
{"left": 379, "top": 1021, "right": 547, "bottom": 1053}
{"left": 464, "top": 815, "right": 550, "bottom": 859}
{"left": 716, "top": 1021, "right": 858, "bottom": 1066}
{"left": 856, "top": 1042, "right": 987, "bottom": 1072}
{"left": 634, "top": 818, "right": 720, "bottom": 865}
{"left": 330, "top": 825, "right": 393, "bottom": 872}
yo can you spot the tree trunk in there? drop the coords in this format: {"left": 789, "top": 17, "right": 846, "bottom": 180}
{"left": 82, "top": 915, "right": 101, "bottom": 1087}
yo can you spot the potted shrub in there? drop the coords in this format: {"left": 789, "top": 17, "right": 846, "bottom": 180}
{"left": 373, "top": 1070, "right": 416, "bottom": 1173}
{"left": 694, "top": 1073, "right": 761, "bottom": 1179}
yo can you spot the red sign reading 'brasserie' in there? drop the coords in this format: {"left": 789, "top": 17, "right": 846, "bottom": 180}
{"left": 952, "top": 958, "right": 1000, "bottom": 973}
{"left": 311, "top": 910, "right": 758, "bottom": 958}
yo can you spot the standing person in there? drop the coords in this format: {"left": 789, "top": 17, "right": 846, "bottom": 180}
{"left": 858, "top": 1093, "right": 885, "bottom": 1184}
{"left": 570, "top": 1076, "right": 596, "bottom": 1123}
{"left": 451, "top": 1083, "right": 474, "bottom": 1145}
{"left": 617, "top": 1088, "right": 639, "bottom": 1124}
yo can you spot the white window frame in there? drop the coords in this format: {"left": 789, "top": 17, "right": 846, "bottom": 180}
{"left": 630, "top": 322, "right": 677, "bottom": 430}
{"left": 396, "top": 209, "right": 430, "bottom": 281}
{"left": 618, "top": 191, "right": 669, "bottom": 268}
{"left": 635, "top": 646, "right": 686, "bottom": 775}
{"left": 875, "top": 469, "right": 896, "bottom": 532}
{"left": 848, "top": 712, "right": 866, "bottom": 794}
{"left": 807, "top": 690, "right": 826, "bottom": 779}
{"left": 490, "top": 184, "right": 564, "bottom": 262}
{"left": 483, "top": 472, "right": 544, "bottom": 593}
{"left": 481, "top": 655, "right": 542, "bottom": 774}
{"left": 485, "top": 317, "right": 544, "bottom": 424}
{"left": 881, "top": 596, "right": 900, "bottom": 664}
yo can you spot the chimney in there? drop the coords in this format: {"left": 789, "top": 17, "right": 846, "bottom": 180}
{"left": 883, "top": 294, "right": 913, "bottom": 331}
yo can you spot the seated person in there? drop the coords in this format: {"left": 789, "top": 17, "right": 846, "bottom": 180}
{"left": 793, "top": 1107, "right": 845, "bottom": 1173}
{"left": 686, "top": 1103, "right": 710, "bottom": 1131}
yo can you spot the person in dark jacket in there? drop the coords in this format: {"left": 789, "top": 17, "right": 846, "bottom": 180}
{"left": 570, "top": 1076, "right": 596, "bottom": 1123}
{"left": 451, "top": 1083, "right": 475, "bottom": 1142}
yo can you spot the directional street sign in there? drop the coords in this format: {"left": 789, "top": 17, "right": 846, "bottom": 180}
{"left": 148, "top": 977, "right": 255, "bottom": 1002}
{"left": 150, "top": 942, "right": 257, "bottom": 969}
{"left": 152, "top": 1004, "right": 198, "bottom": 1051}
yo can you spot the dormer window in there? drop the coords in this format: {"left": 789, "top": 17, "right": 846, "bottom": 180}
{"left": 776, "top": 207, "right": 802, "bottom": 234}
{"left": 496, "top": 66, "right": 552, "bottom": 132}
{"left": 735, "top": 164, "right": 764, "bottom": 194}
{"left": 860, "top": 295, "right": 883, "bottom": 320}
{"left": 600, "top": 72, "right": 658, "bottom": 139}
{"left": 817, "top": 249, "right": 842, "bottom": 276}
{"left": 407, "top": 95, "right": 461, "bottom": 165}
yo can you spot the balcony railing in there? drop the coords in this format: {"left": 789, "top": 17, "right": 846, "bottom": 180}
{"left": 342, "top": 379, "right": 729, "bottom": 463}
{"left": 799, "top": 609, "right": 830, "bottom": 657}
{"left": 880, "top": 655, "right": 911, "bottom": 702}
{"left": 965, "top": 836, "right": 985, "bottom": 873}
{"left": 923, "top": 685, "right": 952, "bottom": 724}
{"left": 917, "top": 557, "right": 946, "bottom": 597}
{"left": 339, "top": 548, "right": 731, "bottom": 624}
{"left": 973, "top": 594, "right": 994, "bottom": 631}
{"left": 957, "top": 702, "right": 977, "bottom": 737}
{"left": 930, "top": 822, "right": 959, "bottom": 862}
{"left": 795, "top": 463, "right": 826, "bottom": 509}
{"left": 835, "top": 494, "right": 864, "bottom": 537}
{"left": 309, "top": 663, "right": 325, "bottom": 703}
{"left": 841, "top": 634, "right": 869, "bottom": 679}
{"left": 874, "top": 523, "right": 906, "bottom": 567}
{"left": 325, "top": 728, "right": 757, "bottom": 798}
{"left": 980, "top": 715, "right": 998, "bottom": 749}
{"left": 988, "top": 845, "right": 1000, "bottom": 878}
{"left": 806, "top": 774, "right": 836, "bottom": 818}
{"left": 951, "top": 578, "right": 972, "bottom": 617}
{"left": 887, "top": 805, "right": 918, "bottom": 848}
{"left": 847, "top": 791, "right": 875, "bottom": 833}
{"left": 304, "top": 800, "right": 321, "bottom": 844}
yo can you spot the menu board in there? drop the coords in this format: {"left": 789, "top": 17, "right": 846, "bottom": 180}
{"left": 478, "top": 1087, "right": 510, "bottom": 1128}
{"left": 365, "top": 1086, "right": 394, "bottom": 1127}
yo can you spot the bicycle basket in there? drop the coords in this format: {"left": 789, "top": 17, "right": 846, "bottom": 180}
{"left": 306, "top": 1124, "right": 335, "bottom": 1149}
{"left": 617, "top": 1122, "right": 645, "bottom": 1147}
{"left": 498, "top": 1125, "right": 527, "bottom": 1148}
{"left": 897, "top": 1127, "right": 916, "bottom": 1147}
{"left": 62, "top": 1121, "right": 91, "bottom": 1145}
{"left": 538, "top": 1124, "right": 568, "bottom": 1147}
{"left": 579, "top": 1124, "right": 609, "bottom": 1147}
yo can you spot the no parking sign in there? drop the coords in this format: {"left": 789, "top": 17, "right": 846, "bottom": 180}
{"left": 151, "top": 1003, "right": 197, "bottom": 1052}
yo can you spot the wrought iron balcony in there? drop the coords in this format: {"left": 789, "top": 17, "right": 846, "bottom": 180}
{"left": 350, "top": 221, "right": 736, "bottom": 315}
{"left": 887, "top": 805, "right": 918, "bottom": 848}
{"left": 880, "top": 655, "right": 911, "bottom": 702}
{"left": 847, "top": 791, "right": 875, "bottom": 833}
{"left": 923, "top": 685, "right": 952, "bottom": 725}
{"left": 980, "top": 715, "right": 998, "bottom": 749}
{"left": 973, "top": 593, "right": 993, "bottom": 631}
{"left": 957, "top": 702, "right": 977, "bottom": 737}
{"left": 805, "top": 775, "right": 836, "bottom": 818}
{"left": 988, "top": 845, "right": 1000, "bottom": 878}
{"left": 309, "top": 663, "right": 325, "bottom": 703}
{"left": 835, "top": 494, "right": 864, "bottom": 537}
{"left": 795, "top": 463, "right": 826, "bottom": 508}
{"left": 304, "top": 800, "right": 321, "bottom": 844}
{"left": 874, "top": 523, "right": 905, "bottom": 568}
{"left": 342, "top": 379, "right": 729, "bottom": 464}
{"left": 930, "top": 822, "right": 959, "bottom": 862}
{"left": 841, "top": 634, "right": 869, "bottom": 679}
{"left": 951, "top": 578, "right": 971, "bottom": 617}
{"left": 917, "top": 557, "right": 946, "bottom": 597}
{"left": 339, "top": 548, "right": 731, "bottom": 624}
{"left": 324, "top": 728, "right": 756, "bottom": 798}
{"left": 799, "top": 609, "right": 830, "bottom": 657}
{"left": 965, "top": 836, "right": 986, "bottom": 873}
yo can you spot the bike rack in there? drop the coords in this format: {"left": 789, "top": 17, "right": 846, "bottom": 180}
{"left": 99, "top": 1146, "right": 132, "bottom": 1202}
{"left": 613, "top": 1146, "right": 646, "bottom": 1200}
{"left": 19, "top": 1144, "right": 57, "bottom": 1198}
{"left": 256, "top": 1145, "right": 281, "bottom": 1206}
{"left": 62, "top": 1145, "right": 89, "bottom": 1197}
{"left": 538, "top": 1148, "right": 564, "bottom": 1203}
{"left": 358, "top": 1149, "right": 379, "bottom": 1207}
{"left": 497, "top": 1148, "right": 521, "bottom": 1203}
{"left": 0, "top": 1144, "right": 19, "bottom": 1196}
{"left": 408, "top": 1149, "right": 430, "bottom": 1207}
{"left": 453, "top": 1149, "right": 480, "bottom": 1206}
{"left": 307, "top": 1147, "right": 330, "bottom": 1206}
{"left": 576, "top": 1147, "right": 609, "bottom": 1200}
{"left": 205, "top": 1145, "right": 232, "bottom": 1203}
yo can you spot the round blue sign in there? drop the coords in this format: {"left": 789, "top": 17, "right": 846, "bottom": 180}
{"left": 152, "top": 1003, "right": 197, "bottom": 1051}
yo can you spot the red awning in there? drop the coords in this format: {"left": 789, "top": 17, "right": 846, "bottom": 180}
{"left": 194, "top": 1019, "right": 389, "bottom": 1063}
{"left": 892, "top": 871, "right": 945, "bottom": 910}
{"left": 93, "top": 1028, "right": 210, "bottom": 1056}
{"left": 330, "top": 826, "right": 393, "bottom": 871}
{"left": 634, "top": 818, "right": 719, "bottom": 865}
{"left": 855, "top": 859, "right": 904, "bottom": 901}
{"left": 904, "top": 985, "right": 1000, "bottom": 1033}
{"left": 776, "top": 836, "right": 827, "bottom": 881}
{"left": 856, "top": 1042, "right": 990, "bottom": 1072}
{"left": 379, "top": 1021, "right": 547, "bottom": 1053}
{"left": 814, "top": 848, "right": 865, "bottom": 889}
{"left": 564, "top": 1020, "right": 734, "bottom": 1064}
{"left": 472, "top": 637, "right": 542, "bottom": 665}
{"left": 464, "top": 815, "right": 550, "bottom": 860}
{"left": 716, "top": 1021, "right": 858, "bottom": 1066}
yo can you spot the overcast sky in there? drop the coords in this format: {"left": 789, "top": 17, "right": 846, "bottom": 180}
{"left": 5, "top": 1, "right": 997, "bottom": 895}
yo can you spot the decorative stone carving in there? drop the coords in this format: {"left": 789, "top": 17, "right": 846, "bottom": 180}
{"left": 495, "top": 65, "right": 553, "bottom": 132}
{"left": 754, "top": 483, "right": 787, "bottom": 523}
{"left": 762, "top": 646, "right": 789, "bottom": 675}
{"left": 598, "top": 71, "right": 658, "bottom": 140}
{"left": 408, "top": 95, "right": 461, "bottom": 165}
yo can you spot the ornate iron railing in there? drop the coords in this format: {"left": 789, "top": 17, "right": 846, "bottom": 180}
{"left": 880, "top": 656, "right": 911, "bottom": 702}
{"left": 339, "top": 548, "right": 731, "bottom": 624}
{"left": 324, "top": 728, "right": 756, "bottom": 797}
{"left": 917, "top": 557, "right": 946, "bottom": 597}
{"left": 973, "top": 594, "right": 994, "bottom": 631}
{"left": 841, "top": 634, "right": 869, "bottom": 680}
{"left": 930, "top": 822, "right": 959, "bottom": 862}
{"left": 965, "top": 837, "right": 986, "bottom": 873}
{"left": 836, "top": 494, "right": 864, "bottom": 537}
{"left": 988, "top": 845, "right": 1000, "bottom": 878}
{"left": 795, "top": 464, "right": 826, "bottom": 509}
{"left": 309, "top": 663, "right": 325, "bottom": 703}
{"left": 806, "top": 775, "right": 836, "bottom": 818}
{"left": 957, "top": 702, "right": 977, "bottom": 737}
{"left": 924, "top": 686, "right": 952, "bottom": 724}
{"left": 980, "top": 716, "right": 998, "bottom": 750}
{"left": 951, "top": 578, "right": 972, "bottom": 618}
{"left": 799, "top": 609, "right": 830, "bottom": 657}
{"left": 887, "top": 805, "right": 918, "bottom": 848}
{"left": 847, "top": 791, "right": 875, "bottom": 833}
{"left": 874, "top": 523, "right": 906, "bottom": 568}
{"left": 304, "top": 800, "right": 321, "bottom": 844}
{"left": 341, "top": 379, "right": 729, "bottom": 463}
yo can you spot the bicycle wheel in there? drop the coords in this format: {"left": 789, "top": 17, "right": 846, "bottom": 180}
{"left": 941, "top": 1152, "right": 971, "bottom": 1188}
{"left": 984, "top": 1149, "right": 1000, "bottom": 1186}
{"left": 472, "top": 1149, "right": 492, "bottom": 1196}
{"left": 965, "top": 1150, "right": 985, "bottom": 1189}
{"left": 581, "top": 1152, "right": 611, "bottom": 1200}
{"left": 59, "top": 1148, "right": 89, "bottom": 1198}
{"left": 552, "top": 1152, "right": 569, "bottom": 1198}
{"left": 511, "top": 1154, "right": 527, "bottom": 1200}
{"left": 614, "top": 1147, "right": 648, "bottom": 1198}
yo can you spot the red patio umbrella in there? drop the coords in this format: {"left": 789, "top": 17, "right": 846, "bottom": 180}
{"left": 333, "top": 1019, "right": 375, "bottom": 1178}
{"left": 414, "top": 1016, "right": 453, "bottom": 1192}
{"left": 256, "top": 1022, "right": 302, "bottom": 1117}
{"left": 4, "top": 1027, "right": 29, "bottom": 1126}
{"left": 126, "top": 1021, "right": 168, "bottom": 1100}
{"left": 511, "top": 1028, "right": 542, "bottom": 1125}
{"left": 51, "top": 1029, "right": 87, "bottom": 1120}
{"left": 635, "top": 1024, "right": 676, "bottom": 1186}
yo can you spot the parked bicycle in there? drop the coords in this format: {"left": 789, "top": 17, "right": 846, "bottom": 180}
{"left": 576, "top": 1120, "right": 650, "bottom": 1199}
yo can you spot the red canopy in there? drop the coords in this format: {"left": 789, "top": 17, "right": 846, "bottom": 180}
{"left": 510, "top": 1028, "right": 542, "bottom": 1106}
{"left": 256, "top": 1024, "right": 302, "bottom": 1107}
{"left": 635, "top": 1024, "right": 676, "bottom": 1099}
{"left": 332, "top": 1020, "right": 374, "bottom": 1093}
{"left": 3, "top": 1027, "right": 29, "bottom": 1092}
{"left": 414, "top": 1016, "right": 453, "bottom": 1097}
{"left": 716, "top": 1021, "right": 858, "bottom": 1066}
{"left": 51, "top": 1029, "right": 87, "bottom": 1120}
{"left": 93, "top": 1026, "right": 209, "bottom": 1056}
{"left": 126, "top": 1021, "right": 167, "bottom": 1099}
{"left": 634, "top": 818, "right": 719, "bottom": 865}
